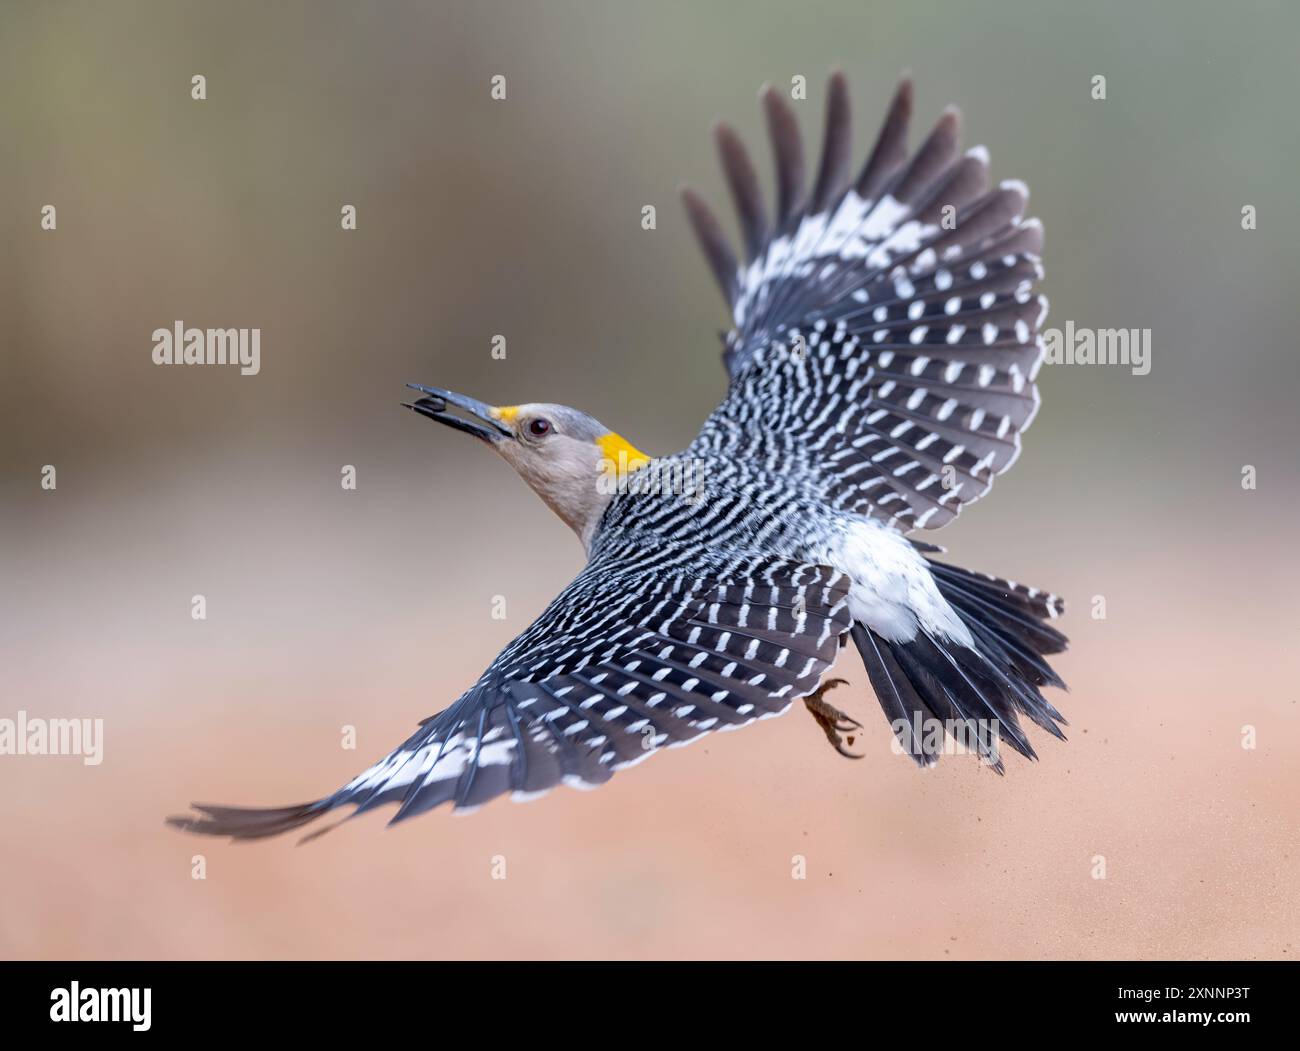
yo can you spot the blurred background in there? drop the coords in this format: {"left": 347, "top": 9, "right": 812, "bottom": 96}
{"left": 2, "top": 0, "right": 1298, "bottom": 959}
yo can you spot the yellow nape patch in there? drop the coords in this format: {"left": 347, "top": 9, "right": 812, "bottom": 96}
{"left": 491, "top": 405, "right": 520, "bottom": 423}
{"left": 596, "top": 432, "right": 650, "bottom": 476}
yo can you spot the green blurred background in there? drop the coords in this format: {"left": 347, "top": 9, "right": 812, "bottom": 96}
{"left": 2, "top": 0, "right": 1298, "bottom": 959}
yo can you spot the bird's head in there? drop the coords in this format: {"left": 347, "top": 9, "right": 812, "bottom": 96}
{"left": 404, "top": 384, "right": 650, "bottom": 546}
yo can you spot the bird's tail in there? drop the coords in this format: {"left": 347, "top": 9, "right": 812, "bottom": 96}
{"left": 851, "top": 559, "right": 1068, "bottom": 771}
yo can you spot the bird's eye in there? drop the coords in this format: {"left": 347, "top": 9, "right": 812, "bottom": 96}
{"left": 528, "top": 417, "right": 552, "bottom": 437}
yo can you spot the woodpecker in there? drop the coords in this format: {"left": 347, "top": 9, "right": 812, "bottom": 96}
{"left": 170, "top": 73, "right": 1068, "bottom": 841}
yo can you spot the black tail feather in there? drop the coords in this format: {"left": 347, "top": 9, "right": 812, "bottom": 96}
{"left": 851, "top": 560, "right": 1069, "bottom": 769}
{"left": 852, "top": 623, "right": 941, "bottom": 766}
{"left": 927, "top": 561, "right": 1068, "bottom": 652}
{"left": 891, "top": 633, "right": 1028, "bottom": 767}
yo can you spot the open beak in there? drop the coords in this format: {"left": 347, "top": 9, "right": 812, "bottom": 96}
{"left": 402, "top": 384, "right": 512, "bottom": 443}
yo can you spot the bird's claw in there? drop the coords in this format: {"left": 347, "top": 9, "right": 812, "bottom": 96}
{"left": 803, "top": 678, "right": 864, "bottom": 759}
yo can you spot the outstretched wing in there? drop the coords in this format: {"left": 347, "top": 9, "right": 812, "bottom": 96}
{"left": 683, "top": 73, "right": 1047, "bottom": 531}
{"left": 168, "top": 547, "right": 851, "bottom": 839}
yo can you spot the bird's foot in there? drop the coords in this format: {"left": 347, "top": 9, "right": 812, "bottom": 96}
{"left": 803, "top": 678, "right": 863, "bottom": 759}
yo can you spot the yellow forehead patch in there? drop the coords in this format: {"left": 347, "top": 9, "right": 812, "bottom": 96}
{"left": 490, "top": 405, "right": 520, "bottom": 423}
{"left": 597, "top": 432, "right": 650, "bottom": 475}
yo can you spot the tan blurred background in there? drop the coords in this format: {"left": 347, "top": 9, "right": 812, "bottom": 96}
{"left": 2, "top": 0, "right": 1298, "bottom": 959}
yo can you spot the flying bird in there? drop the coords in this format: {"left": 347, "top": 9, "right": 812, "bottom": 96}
{"left": 170, "top": 72, "right": 1068, "bottom": 841}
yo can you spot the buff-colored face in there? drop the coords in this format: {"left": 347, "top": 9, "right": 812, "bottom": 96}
{"left": 404, "top": 387, "right": 649, "bottom": 546}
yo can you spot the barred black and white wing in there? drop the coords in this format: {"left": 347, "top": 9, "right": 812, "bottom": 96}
{"left": 168, "top": 548, "right": 851, "bottom": 839}
{"left": 684, "top": 73, "right": 1048, "bottom": 531}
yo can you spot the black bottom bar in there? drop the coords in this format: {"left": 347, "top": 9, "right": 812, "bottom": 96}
{"left": 0, "top": 960, "right": 1288, "bottom": 1037}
